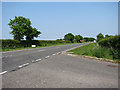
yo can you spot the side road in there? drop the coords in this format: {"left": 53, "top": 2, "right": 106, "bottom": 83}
{"left": 3, "top": 53, "right": 118, "bottom": 88}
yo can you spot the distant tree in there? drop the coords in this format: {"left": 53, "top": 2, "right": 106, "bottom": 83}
{"left": 105, "top": 35, "right": 113, "bottom": 38}
{"left": 64, "top": 33, "right": 74, "bottom": 43}
{"left": 96, "top": 33, "right": 104, "bottom": 42}
{"left": 88, "top": 37, "right": 96, "bottom": 42}
{"left": 56, "top": 39, "right": 63, "bottom": 41}
{"left": 74, "top": 35, "right": 83, "bottom": 43}
{"left": 84, "top": 37, "right": 89, "bottom": 42}
{"left": 8, "top": 16, "right": 41, "bottom": 41}
{"left": 84, "top": 37, "right": 95, "bottom": 42}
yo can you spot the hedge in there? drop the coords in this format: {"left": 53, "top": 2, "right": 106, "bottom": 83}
{"left": 1, "top": 39, "right": 71, "bottom": 49}
{"left": 98, "top": 35, "right": 120, "bottom": 50}
{"left": 98, "top": 35, "right": 120, "bottom": 59}
{"left": 2, "top": 39, "right": 21, "bottom": 49}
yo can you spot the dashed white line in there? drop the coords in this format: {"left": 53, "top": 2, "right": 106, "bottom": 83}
{"left": 18, "top": 65, "right": 23, "bottom": 68}
{"left": 35, "top": 59, "right": 42, "bottom": 62}
{"left": 0, "top": 71, "right": 7, "bottom": 75}
{"left": 45, "top": 56, "right": 50, "bottom": 58}
{"left": 22, "top": 63, "right": 29, "bottom": 66}
{"left": 32, "top": 60, "right": 36, "bottom": 63}
{"left": 18, "top": 63, "right": 29, "bottom": 68}
{"left": 56, "top": 52, "right": 61, "bottom": 54}
{"left": 52, "top": 54, "right": 56, "bottom": 55}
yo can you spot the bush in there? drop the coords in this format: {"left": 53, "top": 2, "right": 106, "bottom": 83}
{"left": 98, "top": 35, "right": 120, "bottom": 59}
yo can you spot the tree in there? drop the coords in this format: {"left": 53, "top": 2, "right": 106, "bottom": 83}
{"left": 96, "top": 33, "right": 104, "bottom": 42}
{"left": 84, "top": 37, "right": 96, "bottom": 42}
{"left": 25, "top": 26, "right": 41, "bottom": 41}
{"left": 105, "top": 35, "right": 113, "bottom": 38}
{"left": 64, "top": 33, "right": 74, "bottom": 43}
{"left": 8, "top": 16, "right": 41, "bottom": 41}
{"left": 74, "top": 35, "right": 83, "bottom": 43}
{"left": 88, "top": 37, "right": 96, "bottom": 42}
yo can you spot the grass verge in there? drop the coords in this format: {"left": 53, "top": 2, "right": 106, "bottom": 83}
{"left": 68, "top": 43, "right": 119, "bottom": 63}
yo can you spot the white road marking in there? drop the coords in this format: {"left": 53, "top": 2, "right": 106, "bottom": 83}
{"left": 35, "top": 59, "right": 42, "bottom": 62}
{"left": 0, "top": 71, "right": 7, "bottom": 75}
{"left": 18, "top": 63, "right": 29, "bottom": 68}
{"left": 22, "top": 63, "right": 29, "bottom": 66}
{"left": 56, "top": 52, "right": 61, "bottom": 54}
{"left": 58, "top": 52, "right": 61, "bottom": 54}
{"left": 18, "top": 65, "right": 23, "bottom": 68}
{"left": 32, "top": 60, "right": 35, "bottom": 63}
{"left": 52, "top": 54, "right": 56, "bottom": 55}
{"left": 67, "top": 54, "right": 77, "bottom": 56}
{"left": 45, "top": 56, "right": 50, "bottom": 58}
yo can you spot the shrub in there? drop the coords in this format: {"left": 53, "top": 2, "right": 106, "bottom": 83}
{"left": 98, "top": 35, "right": 120, "bottom": 59}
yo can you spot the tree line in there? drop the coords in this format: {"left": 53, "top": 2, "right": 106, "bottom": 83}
{"left": 8, "top": 16, "right": 96, "bottom": 43}
{"left": 61, "top": 33, "right": 95, "bottom": 43}
{"left": 8, "top": 16, "right": 113, "bottom": 43}
{"left": 96, "top": 33, "right": 113, "bottom": 42}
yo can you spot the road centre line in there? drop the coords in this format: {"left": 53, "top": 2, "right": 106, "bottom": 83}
{"left": 1, "top": 46, "right": 81, "bottom": 74}
{"left": 56, "top": 52, "right": 61, "bottom": 54}
{"left": 35, "top": 59, "right": 42, "bottom": 62}
{"left": 0, "top": 71, "right": 8, "bottom": 75}
{"left": 52, "top": 54, "right": 56, "bottom": 55}
{"left": 18, "top": 63, "right": 29, "bottom": 68}
{"left": 3, "top": 45, "right": 83, "bottom": 73}
{"left": 45, "top": 56, "right": 50, "bottom": 58}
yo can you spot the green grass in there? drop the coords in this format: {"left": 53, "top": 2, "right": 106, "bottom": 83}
{"left": 0, "top": 42, "right": 79, "bottom": 52}
{"left": 68, "top": 43, "right": 119, "bottom": 62}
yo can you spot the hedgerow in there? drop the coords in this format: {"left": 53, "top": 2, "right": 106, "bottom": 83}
{"left": 98, "top": 35, "right": 120, "bottom": 59}
{"left": 1, "top": 39, "right": 71, "bottom": 49}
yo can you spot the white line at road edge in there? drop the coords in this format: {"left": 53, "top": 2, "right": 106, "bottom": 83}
{"left": 0, "top": 71, "right": 7, "bottom": 75}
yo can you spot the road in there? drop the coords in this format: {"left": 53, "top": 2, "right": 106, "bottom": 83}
{"left": 1, "top": 43, "right": 118, "bottom": 88}
{"left": 1, "top": 43, "right": 88, "bottom": 72}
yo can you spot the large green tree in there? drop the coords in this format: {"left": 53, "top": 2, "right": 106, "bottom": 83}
{"left": 96, "top": 33, "right": 104, "bottom": 42}
{"left": 74, "top": 35, "right": 83, "bottom": 43}
{"left": 8, "top": 16, "right": 41, "bottom": 41}
{"left": 64, "top": 33, "right": 74, "bottom": 43}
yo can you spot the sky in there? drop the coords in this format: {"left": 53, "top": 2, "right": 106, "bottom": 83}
{"left": 2, "top": 2, "right": 118, "bottom": 40}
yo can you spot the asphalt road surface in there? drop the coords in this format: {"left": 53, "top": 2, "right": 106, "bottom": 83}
{"left": 1, "top": 43, "right": 118, "bottom": 88}
{"left": 1, "top": 43, "right": 88, "bottom": 72}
